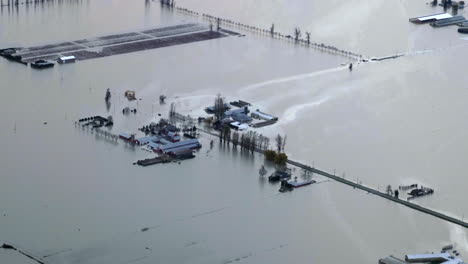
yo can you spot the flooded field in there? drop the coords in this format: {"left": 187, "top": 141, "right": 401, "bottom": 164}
{"left": 1, "top": 0, "right": 468, "bottom": 263}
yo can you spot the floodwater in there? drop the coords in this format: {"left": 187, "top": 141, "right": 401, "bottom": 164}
{"left": 1, "top": 0, "right": 468, "bottom": 263}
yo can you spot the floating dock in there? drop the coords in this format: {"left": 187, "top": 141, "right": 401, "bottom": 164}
{"left": 0, "top": 23, "right": 234, "bottom": 65}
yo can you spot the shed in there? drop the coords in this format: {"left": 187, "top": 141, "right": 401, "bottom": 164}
{"left": 251, "top": 110, "right": 277, "bottom": 121}
{"left": 157, "top": 139, "right": 201, "bottom": 153}
{"left": 229, "top": 121, "right": 249, "bottom": 131}
{"left": 379, "top": 256, "right": 409, "bottom": 264}
{"left": 134, "top": 135, "right": 159, "bottom": 145}
{"left": 58, "top": 56, "right": 76, "bottom": 63}
{"left": 231, "top": 113, "right": 252, "bottom": 123}
{"left": 119, "top": 133, "right": 134, "bottom": 141}
{"left": 405, "top": 253, "right": 452, "bottom": 263}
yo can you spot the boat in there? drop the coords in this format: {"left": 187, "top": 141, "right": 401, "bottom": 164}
{"left": 286, "top": 177, "right": 316, "bottom": 188}
{"left": 458, "top": 27, "right": 468, "bottom": 33}
{"left": 31, "top": 59, "right": 54, "bottom": 69}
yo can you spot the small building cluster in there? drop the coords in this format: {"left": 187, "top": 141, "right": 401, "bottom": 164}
{"left": 79, "top": 115, "right": 113, "bottom": 128}
{"left": 121, "top": 121, "right": 201, "bottom": 161}
{"left": 409, "top": 5, "right": 468, "bottom": 35}
{"left": 379, "top": 252, "right": 465, "bottom": 264}
{"left": 204, "top": 98, "right": 278, "bottom": 131}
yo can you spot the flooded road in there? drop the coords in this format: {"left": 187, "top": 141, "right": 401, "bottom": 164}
{"left": 1, "top": 0, "right": 468, "bottom": 263}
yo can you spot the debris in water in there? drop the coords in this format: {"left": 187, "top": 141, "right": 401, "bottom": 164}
{"left": 141, "top": 227, "right": 149, "bottom": 232}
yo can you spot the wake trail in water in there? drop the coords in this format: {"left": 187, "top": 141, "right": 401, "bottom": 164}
{"left": 239, "top": 66, "right": 348, "bottom": 93}
{"left": 381, "top": 42, "right": 468, "bottom": 60}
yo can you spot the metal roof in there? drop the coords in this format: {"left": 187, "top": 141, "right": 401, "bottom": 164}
{"left": 410, "top": 13, "right": 452, "bottom": 22}
{"left": 406, "top": 253, "right": 452, "bottom": 263}
{"left": 159, "top": 139, "right": 200, "bottom": 151}
{"left": 379, "top": 256, "right": 409, "bottom": 264}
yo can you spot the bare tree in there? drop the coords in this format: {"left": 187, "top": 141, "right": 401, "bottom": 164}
{"left": 249, "top": 131, "right": 258, "bottom": 153}
{"left": 305, "top": 32, "right": 311, "bottom": 45}
{"left": 386, "top": 185, "right": 393, "bottom": 196}
{"left": 240, "top": 133, "right": 246, "bottom": 150}
{"left": 294, "top": 27, "right": 301, "bottom": 42}
{"left": 159, "top": 94, "right": 166, "bottom": 104}
{"left": 264, "top": 137, "right": 270, "bottom": 151}
{"left": 169, "top": 102, "right": 176, "bottom": 117}
{"left": 275, "top": 134, "right": 283, "bottom": 153}
{"left": 223, "top": 125, "right": 231, "bottom": 144}
{"left": 281, "top": 135, "right": 287, "bottom": 152}
{"left": 232, "top": 131, "right": 239, "bottom": 147}
{"left": 214, "top": 94, "right": 225, "bottom": 121}
{"left": 270, "top": 23, "right": 275, "bottom": 36}
{"left": 258, "top": 134, "right": 264, "bottom": 150}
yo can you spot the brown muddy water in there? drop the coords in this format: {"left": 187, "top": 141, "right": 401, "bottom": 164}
{"left": 1, "top": 0, "right": 468, "bottom": 263}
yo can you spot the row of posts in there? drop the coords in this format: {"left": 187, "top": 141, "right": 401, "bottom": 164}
{"left": 1, "top": 0, "right": 76, "bottom": 8}
{"left": 170, "top": 4, "right": 364, "bottom": 60}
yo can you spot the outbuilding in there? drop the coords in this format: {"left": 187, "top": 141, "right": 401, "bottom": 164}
{"left": 58, "top": 56, "right": 76, "bottom": 63}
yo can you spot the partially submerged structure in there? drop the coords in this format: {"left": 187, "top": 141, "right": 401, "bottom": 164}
{"left": 405, "top": 253, "right": 465, "bottom": 264}
{"left": 156, "top": 138, "right": 201, "bottom": 154}
{"left": 431, "top": 15, "right": 467, "bottom": 27}
{"left": 379, "top": 256, "right": 410, "bottom": 264}
{"left": 125, "top": 90, "right": 136, "bottom": 100}
{"left": 58, "top": 56, "right": 76, "bottom": 63}
{"left": 251, "top": 110, "right": 278, "bottom": 121}
{"left": 0, "top": 23, "right": 231, "bottom": 66}
{"left": 30, "top": 59, "right": 54, "bottom": 69}
{"left": 407, "top": 186, "right": 434, "bottom": 200}
{"left": 119, "top": 133, "right": 135, "bottom": 141}
{"left": 380, "top": 251, "right": 465, "bottom": 264}
{"left": 268, "top": 170, "right": 291, "bottom": 182}
{"left": 409, "top": 13, "right": 453, "bottom": 23}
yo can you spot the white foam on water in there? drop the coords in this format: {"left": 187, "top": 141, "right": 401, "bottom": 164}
{"left": 280, "top": 96, "right": 329, "bottom": 124}
{"left": 238, "top": 66, "right": 347, "bottom": 93}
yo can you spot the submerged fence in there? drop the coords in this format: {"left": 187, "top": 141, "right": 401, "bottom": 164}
{"left": 168, "top": 3, "right": 365, "bottom": 60}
